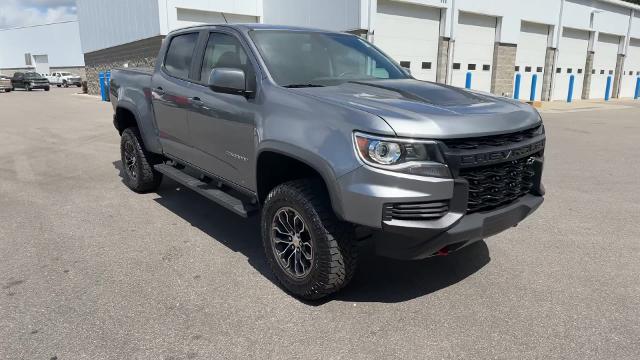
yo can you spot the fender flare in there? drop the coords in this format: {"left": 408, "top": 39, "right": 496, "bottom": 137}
{"left": 115, "top": 99, "right": 163, "bottom": 154}
{"left": 256, "top": 141, "right": 347, "bottom": 220}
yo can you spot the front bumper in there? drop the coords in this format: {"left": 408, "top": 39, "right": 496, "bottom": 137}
{"left": 336, "top": 156, "right": 544, "bottom": 260}
{"left": 373, "top": 193, "right": 543, "bottom": 260}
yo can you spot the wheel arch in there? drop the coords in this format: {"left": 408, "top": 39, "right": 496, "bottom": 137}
{"left": 256, "top": 145, "right": 345, "bottom": 221}
{"left": 114, "top": 100, "right": 163, "bottom": 154}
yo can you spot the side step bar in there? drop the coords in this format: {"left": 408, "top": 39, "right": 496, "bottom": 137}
{"left": 154, "top": 164, "right": 258, "bottom": 217}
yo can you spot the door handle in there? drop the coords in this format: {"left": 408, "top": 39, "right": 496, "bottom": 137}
{"left": 189, "top": 97, "right": 205, "bottom": 107}
{"left": 153, "top": 87, "right": 165, "bottom": 96}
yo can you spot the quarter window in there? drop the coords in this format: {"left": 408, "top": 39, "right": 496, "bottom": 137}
{"left": 164, "top": 32, "right": 199, "bottom": 79}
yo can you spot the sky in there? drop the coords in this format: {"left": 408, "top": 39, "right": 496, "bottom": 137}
{"left": 0, "top": 0, "right": 77, "bottom": 30}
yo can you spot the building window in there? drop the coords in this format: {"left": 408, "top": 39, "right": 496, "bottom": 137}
{"left": 525, "top": 66, "right": 532, "bottom": 72}
{"left": 577, "top": 69, "right": 583, "bottom": 74}
{"left": 609, "top": 70, "right": 613, "bottom": 75}
{"left": 482, "top": 64, "right": 490, "bottom": 71}
{"left": 453, "top": 63, "right": 461, "bottom": 70}
{"left": 592, "top": 69, "right": 596, "bottom": 74}
{"left": 556, "top": 68, "right": 561, "bottom": 73}
{"left": 537, "top": 67, "right": 543, "bottom": 73}
{"left": 600, "top": 70, "right": 605, "bottom": 74}
{"left": 567, "top": 68, "right": 572, "bottom": 74}
{"left": 630, "top": 71, "right": 635, "bottom": 75}
{"left": 400, "top": 61, "right": 410, "bottom": 68}
{"left": 515, "top": 66, "right": 520, "bottom": 72}
{"left": 421, "top": 62, "right": 432, "bottom": 69}
{"left": 468, "top": 64, "right": 476, "bottom": 70}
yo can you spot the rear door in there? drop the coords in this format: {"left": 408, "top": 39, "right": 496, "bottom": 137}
{"left": 151, "top": 31, "right": 201, "bottom": 161}
{"left": 185, "top": 30, "right": 259, "bottom": 190}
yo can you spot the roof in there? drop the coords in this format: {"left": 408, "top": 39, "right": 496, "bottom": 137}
{"left": 168, "top": 23, "right": 346, "bottom": 36}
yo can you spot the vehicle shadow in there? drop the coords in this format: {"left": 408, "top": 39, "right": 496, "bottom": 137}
{"left": 113, "top": 161, "right": 490, "bottom": 304}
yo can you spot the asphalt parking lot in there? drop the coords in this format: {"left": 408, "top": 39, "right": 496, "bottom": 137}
{"left": 1, "top": 87, "right": 639, "bottom": 359}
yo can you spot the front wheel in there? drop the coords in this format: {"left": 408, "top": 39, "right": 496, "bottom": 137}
{"left": 45, "top": 87, "right": 50, "bottom": 91}
{"left": 261, "top": 180, "right": 358, "bottom": 300}
{"left": 120, "top": 127, "right": 163, "bottom": 193}
{"left": 25, "top": 83, "right": 32, "bottom": 91}
{"left": 56, "top": 84, "right": 61, "bottom": 88}
{"left": 63, "top": 81, "right": 68, "bottom": 88}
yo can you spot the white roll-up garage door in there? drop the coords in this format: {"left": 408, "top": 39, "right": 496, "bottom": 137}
{"left": 452, "top": 12, "right": 497, "bottom": 92}
{"left": 374, "top": 0, "right": 441, "bottom": 82}
{"left": 552, "top": 28, "right": 590, "bottom": 101}
{"left": 619, "top": 38, "right": 640, "bottom": 98}
{"left": 590, "top": 33, "right": 621, "bottom": 99}
{"left": 515, "top": 22, "right": 550, "bottom": 101}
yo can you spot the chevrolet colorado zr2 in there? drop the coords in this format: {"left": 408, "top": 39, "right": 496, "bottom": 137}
{"left": 110, "top": 24, "right": 545, "bottom": 299}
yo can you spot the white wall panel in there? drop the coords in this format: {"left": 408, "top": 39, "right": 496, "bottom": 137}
{"left": 452, "top": 12, "right": 496, "bottom": 92}
{"left": 163, "top": 0, "right": 261, "bottom": 32}
{"left": 590, "top": 32, "right": 621, "bottom": 98}
{"left": 374, "top": 0, "right": 441, "bottom": 81}
{"left": 552, "top": 27, "right": 590, "bottom": 100}
{"left": 77, "top": 0, "right": 161, "bottom": 53}
{"left": 620, "top": 37, "right": 640, "bottom": 98}
{"left": 0, "top": 21, "right": 84, "bottom": 69}
{"left": 515, "top": 22, "right": 550, "bottom": 101}
{"left": 262, "top": 0, "right": 361, "bottom": 32}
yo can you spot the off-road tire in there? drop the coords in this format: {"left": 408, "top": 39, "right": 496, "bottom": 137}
{"left": 56, "top": 84, "right": 62, "bottom": 88}
{"left": 45, "top": 87, "right": 50, "bottom": 91}
{"left": 120, "top": 127, "right": 163, "bottom": 193}
{"left": 261, "top": 179, "right": 358, "bottom": 300}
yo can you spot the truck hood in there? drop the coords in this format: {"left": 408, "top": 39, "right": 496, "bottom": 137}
{"left": 295, "top": 79, "right": 541, "bottom": 139}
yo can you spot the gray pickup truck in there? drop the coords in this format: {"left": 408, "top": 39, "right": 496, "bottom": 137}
{"left": 110, "top": 24, "right": 545, "bottom": 299}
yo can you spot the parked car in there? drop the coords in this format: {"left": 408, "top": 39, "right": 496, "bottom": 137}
{"left": 110, "top": 24, "right": 546, "bottom": 299}
{"left": 0, "top": 75, "right": 12, "bottom": 92}
{"left": 46, "top": 72, "right": 82, "bottom": 87}
{"left": 12, "top": 72, "right": 50, "bottom": 91}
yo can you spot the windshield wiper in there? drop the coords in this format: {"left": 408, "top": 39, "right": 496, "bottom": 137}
{"left": 283, "top": 84, "right": 325, "bottom": 88}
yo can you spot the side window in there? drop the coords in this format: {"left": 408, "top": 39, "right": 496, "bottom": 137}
{"left": 164, "top": 32, "right": 199, "bottom": 79}
{"left": 200, "top": 33, "right": 251, "bottom": 82}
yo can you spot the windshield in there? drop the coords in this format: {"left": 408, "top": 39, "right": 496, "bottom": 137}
{"left": 249, "top": 30, "right": 409, "bottom": 87}
{"left": 25, "top": 73, "right": 41, "bottom": 78}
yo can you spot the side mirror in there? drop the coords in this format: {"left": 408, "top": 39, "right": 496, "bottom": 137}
{"left": 208, "top": 68, "right": 253, "bottom": 96}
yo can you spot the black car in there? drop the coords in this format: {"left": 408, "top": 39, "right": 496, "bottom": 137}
{"left": 12, "top": 72, "right": 50, "bottom": 91}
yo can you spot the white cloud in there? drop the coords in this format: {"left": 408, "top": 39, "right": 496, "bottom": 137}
{"left": 0, "top": 0, "right": 77, "bottom": 29}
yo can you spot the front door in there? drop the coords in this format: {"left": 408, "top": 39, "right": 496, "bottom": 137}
{"left": 151, "top": 31, "right": 200, "bottom": 161}
{"left": 186, "top": 31, "right": 259, "bottom": 190}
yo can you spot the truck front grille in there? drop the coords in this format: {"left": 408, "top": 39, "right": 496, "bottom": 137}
{"left": 443, "top": 126, "right": 542, "bottom": 150}
{"left": 383, "top": 201, "right": 449, "bottom": 221}
{"left": 460, "top": 156, "right": 537, "bottom": 213}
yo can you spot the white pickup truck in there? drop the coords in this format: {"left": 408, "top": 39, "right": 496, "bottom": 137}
{"left": 45, "top": 72, "right": 82, "bottom": 87}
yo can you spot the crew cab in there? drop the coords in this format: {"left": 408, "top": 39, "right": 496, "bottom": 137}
{"left": 110, "top": 24, "right": 545, "bottom": 299}
{"left": 12, "top": 72, "right": 50, "bottom": 91}
{"left": 46, "top": 72, "right": 82, "bottom": 87}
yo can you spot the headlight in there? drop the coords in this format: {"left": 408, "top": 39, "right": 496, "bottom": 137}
{"left": 354, "top": 132, "right": 450, "bottom": 178}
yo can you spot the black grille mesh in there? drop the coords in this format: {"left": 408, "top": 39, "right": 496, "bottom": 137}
{"left": 383, "top": 201, "right": 448, "bottom": 221}
{"left": 443, "top": 126, "right": 542, "bottom": 150}
{"left": 461, "top": 156, "right": 537, "bottom": 213}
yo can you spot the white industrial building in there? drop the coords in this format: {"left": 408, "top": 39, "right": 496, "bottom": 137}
{"left": 77, "top": 0, "right": 640, "bottom": 100}
{"left": 0, "top": 21, "right": 85, "bottom": 77}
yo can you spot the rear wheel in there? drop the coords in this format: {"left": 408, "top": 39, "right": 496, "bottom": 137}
{"left": 120, "top": 127, "right": 163, "bottom": 193}
{"left": 56, "top": 84, "right": 61, "bottom": 88}
{"left": 45, "top": 87, "right": 50, "bottom": 91}
{"left": 261, "top": 179, "right": 358, "bottom": 300}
